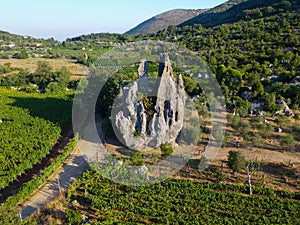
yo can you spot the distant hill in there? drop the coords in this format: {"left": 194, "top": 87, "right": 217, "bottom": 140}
{"left": 125, "top": 9, "right": 207, "bottom": 35}
{"left": 179, "top": 0, "right": 299, "bottom": 27}
{"left": 0, "top": 30, "right": 22, "bottom": 41}
{"left": 0, "top": 30, "right": 10, "bottom": 35}
{"left": 0, "top": 30, "right": 57, "bottom": 46}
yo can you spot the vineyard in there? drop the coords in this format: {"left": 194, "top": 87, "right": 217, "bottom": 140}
{"left": 62, "top": 169, "right": 299, "bottom": 224}
{"left": 0, "top": 88, "right": 73, "bottom": 189}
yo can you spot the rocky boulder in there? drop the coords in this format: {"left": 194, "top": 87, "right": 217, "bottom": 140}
{"left": 115, "top": 53, "right": 186, "bottom": 149}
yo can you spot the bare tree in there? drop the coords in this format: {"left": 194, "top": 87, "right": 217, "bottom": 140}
{"left": 246, "top": 161, "right": 256, "bottom": 195}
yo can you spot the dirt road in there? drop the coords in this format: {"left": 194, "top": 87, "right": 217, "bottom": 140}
{"left": 20, "top": 139, "right": 106, "bottom": 219}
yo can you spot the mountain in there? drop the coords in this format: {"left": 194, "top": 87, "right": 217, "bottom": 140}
{"left": 180, "top": 0, "right": 299, "bottom": 27}
{"left": 125, "top": 9, "right": 207, "bottom": 35}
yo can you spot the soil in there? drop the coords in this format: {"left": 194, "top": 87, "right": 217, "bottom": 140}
{"left": 102, "top": 113, "right": 300, "bottom": 192}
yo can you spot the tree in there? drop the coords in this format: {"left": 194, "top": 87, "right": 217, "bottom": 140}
{"left": 257, "top": 123, "right": 273, "bottom": 139}
{"left": 0, "top": 207, "right": 20, "bottom": 225}
{"left": 237, "top": 120, "right": 250, "bottom": 135}
{"left": 246, "top": 160, "right": 256, "bottom": 195}
{"left": 280, "top": 134, "right": 296, "bottom": 149}
{"left": 66, "top": 209, "right": 82, "bottom": 225}
{"left": 231, "top": 115, "right": 240, "bottom": 129}
{"left": 233, "top": 97, "right": 250, "bottom": 117}
{"left": 183, "top": 75, "right": 200, "bottom": 95}
{"left": 46, "top": 82, "right": 63, "bottom": 93}
{"left": 212, "top": 124, "right": 224, "bottom": 143}
{"left": 227, "top": 150, "right": 246, "bottom": 173}
{"left": 32, "top": 61, "right": 53, "bottom": 90}
{"left": 245, "top": 133, "right": 264, "bottom": 148}
{"left": 252, "top": 81, "right": 264, "bottom": 98}
{"left": 182, "top": 125, "right": 200, "bottom": 145}
{"left": 54, "top": 66, "right": 72, "bottom": 87}
{"left": 14, "top": 49, "right": 28, "bottom": 59}
{"left": 222, "top": 131, "right": 233, "bottom": 147}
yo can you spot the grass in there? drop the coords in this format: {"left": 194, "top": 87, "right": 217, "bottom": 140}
{"left": 0, "top": 58, "right": 87, "bottom": 75}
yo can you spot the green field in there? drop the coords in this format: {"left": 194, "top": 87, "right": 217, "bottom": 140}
{"left": 59, "top": 169, "right": 299, "bottom": 224}
{"left": 0, "top": 58, "right": 87, "bottom": 75}
{"left": 0, "top": 88, "right": 73, "bottom": 189}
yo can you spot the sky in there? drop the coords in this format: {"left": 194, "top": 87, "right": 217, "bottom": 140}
{"left": 0, "top": 0, "right": 226, "bottom": 41}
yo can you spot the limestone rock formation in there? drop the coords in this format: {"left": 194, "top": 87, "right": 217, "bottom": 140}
{"left": 115, "top": 54, "right": 185, "bottom": 149}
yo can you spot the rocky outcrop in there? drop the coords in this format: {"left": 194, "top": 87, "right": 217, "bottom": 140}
{"left": 115, "top": 54, "right": 185, "bottom": 149}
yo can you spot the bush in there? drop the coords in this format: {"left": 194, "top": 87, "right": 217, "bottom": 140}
{"left": 0, "top": 53, "right": 9, "bottom": 59}
{"left": 281, "top": 134, "right": 296, "bottom": 149}
{"left": 292, "top": 125, "right": 300, "bottom": 139}
{"left": 160, "top": 142, "right": 173, "bottom": 158}
{"left": 231, "top": 115, "right": 240, "bottom": 129}
{"left": 66, "top": 209, "right": 82, "bottom": 225}
{"left": 46, "top": 82, "right": 64, "bottom": 93}
{"left": 130, "top": 152, "right": 143, "bottom": 166}
{"left": 133, "top": 130, "right": 141, "bottom": 137}
{"left": 227, "top": 150, "right": 246, "bottom": 173}
{"left": 182, "top": 125, "right": 200, "bottom": 144}
{"left": 14, "top": 50, "right": 28, "bottom": 59}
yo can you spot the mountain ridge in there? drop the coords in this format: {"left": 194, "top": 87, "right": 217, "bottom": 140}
{"left": 125, "top": 9, "right": 207, "bottom": 35}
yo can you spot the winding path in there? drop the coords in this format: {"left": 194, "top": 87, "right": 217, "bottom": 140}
{"left": 20, "top": 140, "right": 105, "bottom": 219}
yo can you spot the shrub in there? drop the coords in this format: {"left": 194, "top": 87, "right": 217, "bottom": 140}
{"left": 130, "top": 152, "right": 143, "bottom": 166}
{"left": 66, "top": 209, "right": 82, "bottom": 225}
{"left": 160, "top": 142, "right": 173, "bottom": 158}
{"left": 280, "top": 134, "right": 296, "bottom": 149}
{"left": 227, "top": 150, "right": 246, "bottom": 173}
{"left": 133, "top": 130, "right": 141, "bottom": 137}
{"left": 182, "top": 125, "right": 200, "bottom": 144}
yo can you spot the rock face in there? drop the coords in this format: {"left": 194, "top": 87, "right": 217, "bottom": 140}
{"left": 115, "top": 54, "right": 185, "bottom": 149}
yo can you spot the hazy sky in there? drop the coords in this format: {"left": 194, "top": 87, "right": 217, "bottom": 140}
{"left": 0, "top": 0, "right": 226, "bottom": 41}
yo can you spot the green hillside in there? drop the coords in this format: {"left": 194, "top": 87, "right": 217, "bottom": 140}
{"left": 143, "top": 0, "right": 300, "bottom": 111}
{"left": 180, "top": 0, "right": 300, "bottom": 27}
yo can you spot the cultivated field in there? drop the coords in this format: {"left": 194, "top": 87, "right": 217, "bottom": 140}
{"left": 0, "top": 58, "right": 87, "bottom": 76}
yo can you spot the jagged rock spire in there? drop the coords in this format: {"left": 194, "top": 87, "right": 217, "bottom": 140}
{"left": 115, "top": 53, "right": 185, "bottom": 149}
{"left": 138, "top": 59, "right": 149, "bottom": 93}
{"left": 138, "top": 59, "right": 148, "bottom": 78}
{"left": 158, "top": 53, "right": 173, "bottom": 78}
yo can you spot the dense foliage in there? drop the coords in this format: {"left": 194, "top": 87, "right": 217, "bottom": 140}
{"left": 0, "top": 88, "right": 73, "bottom": 189}
{"left": 227, "top": 150, "right": 247, "bottom": 173}
{"left": 180, "top": 0, "right": 299, "bottom": 28}
{"left": 0, "top": 62, "right": 73, "bottom": 92}
{"left": 137, "top": 0, "right": 300, "bottom": 113}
